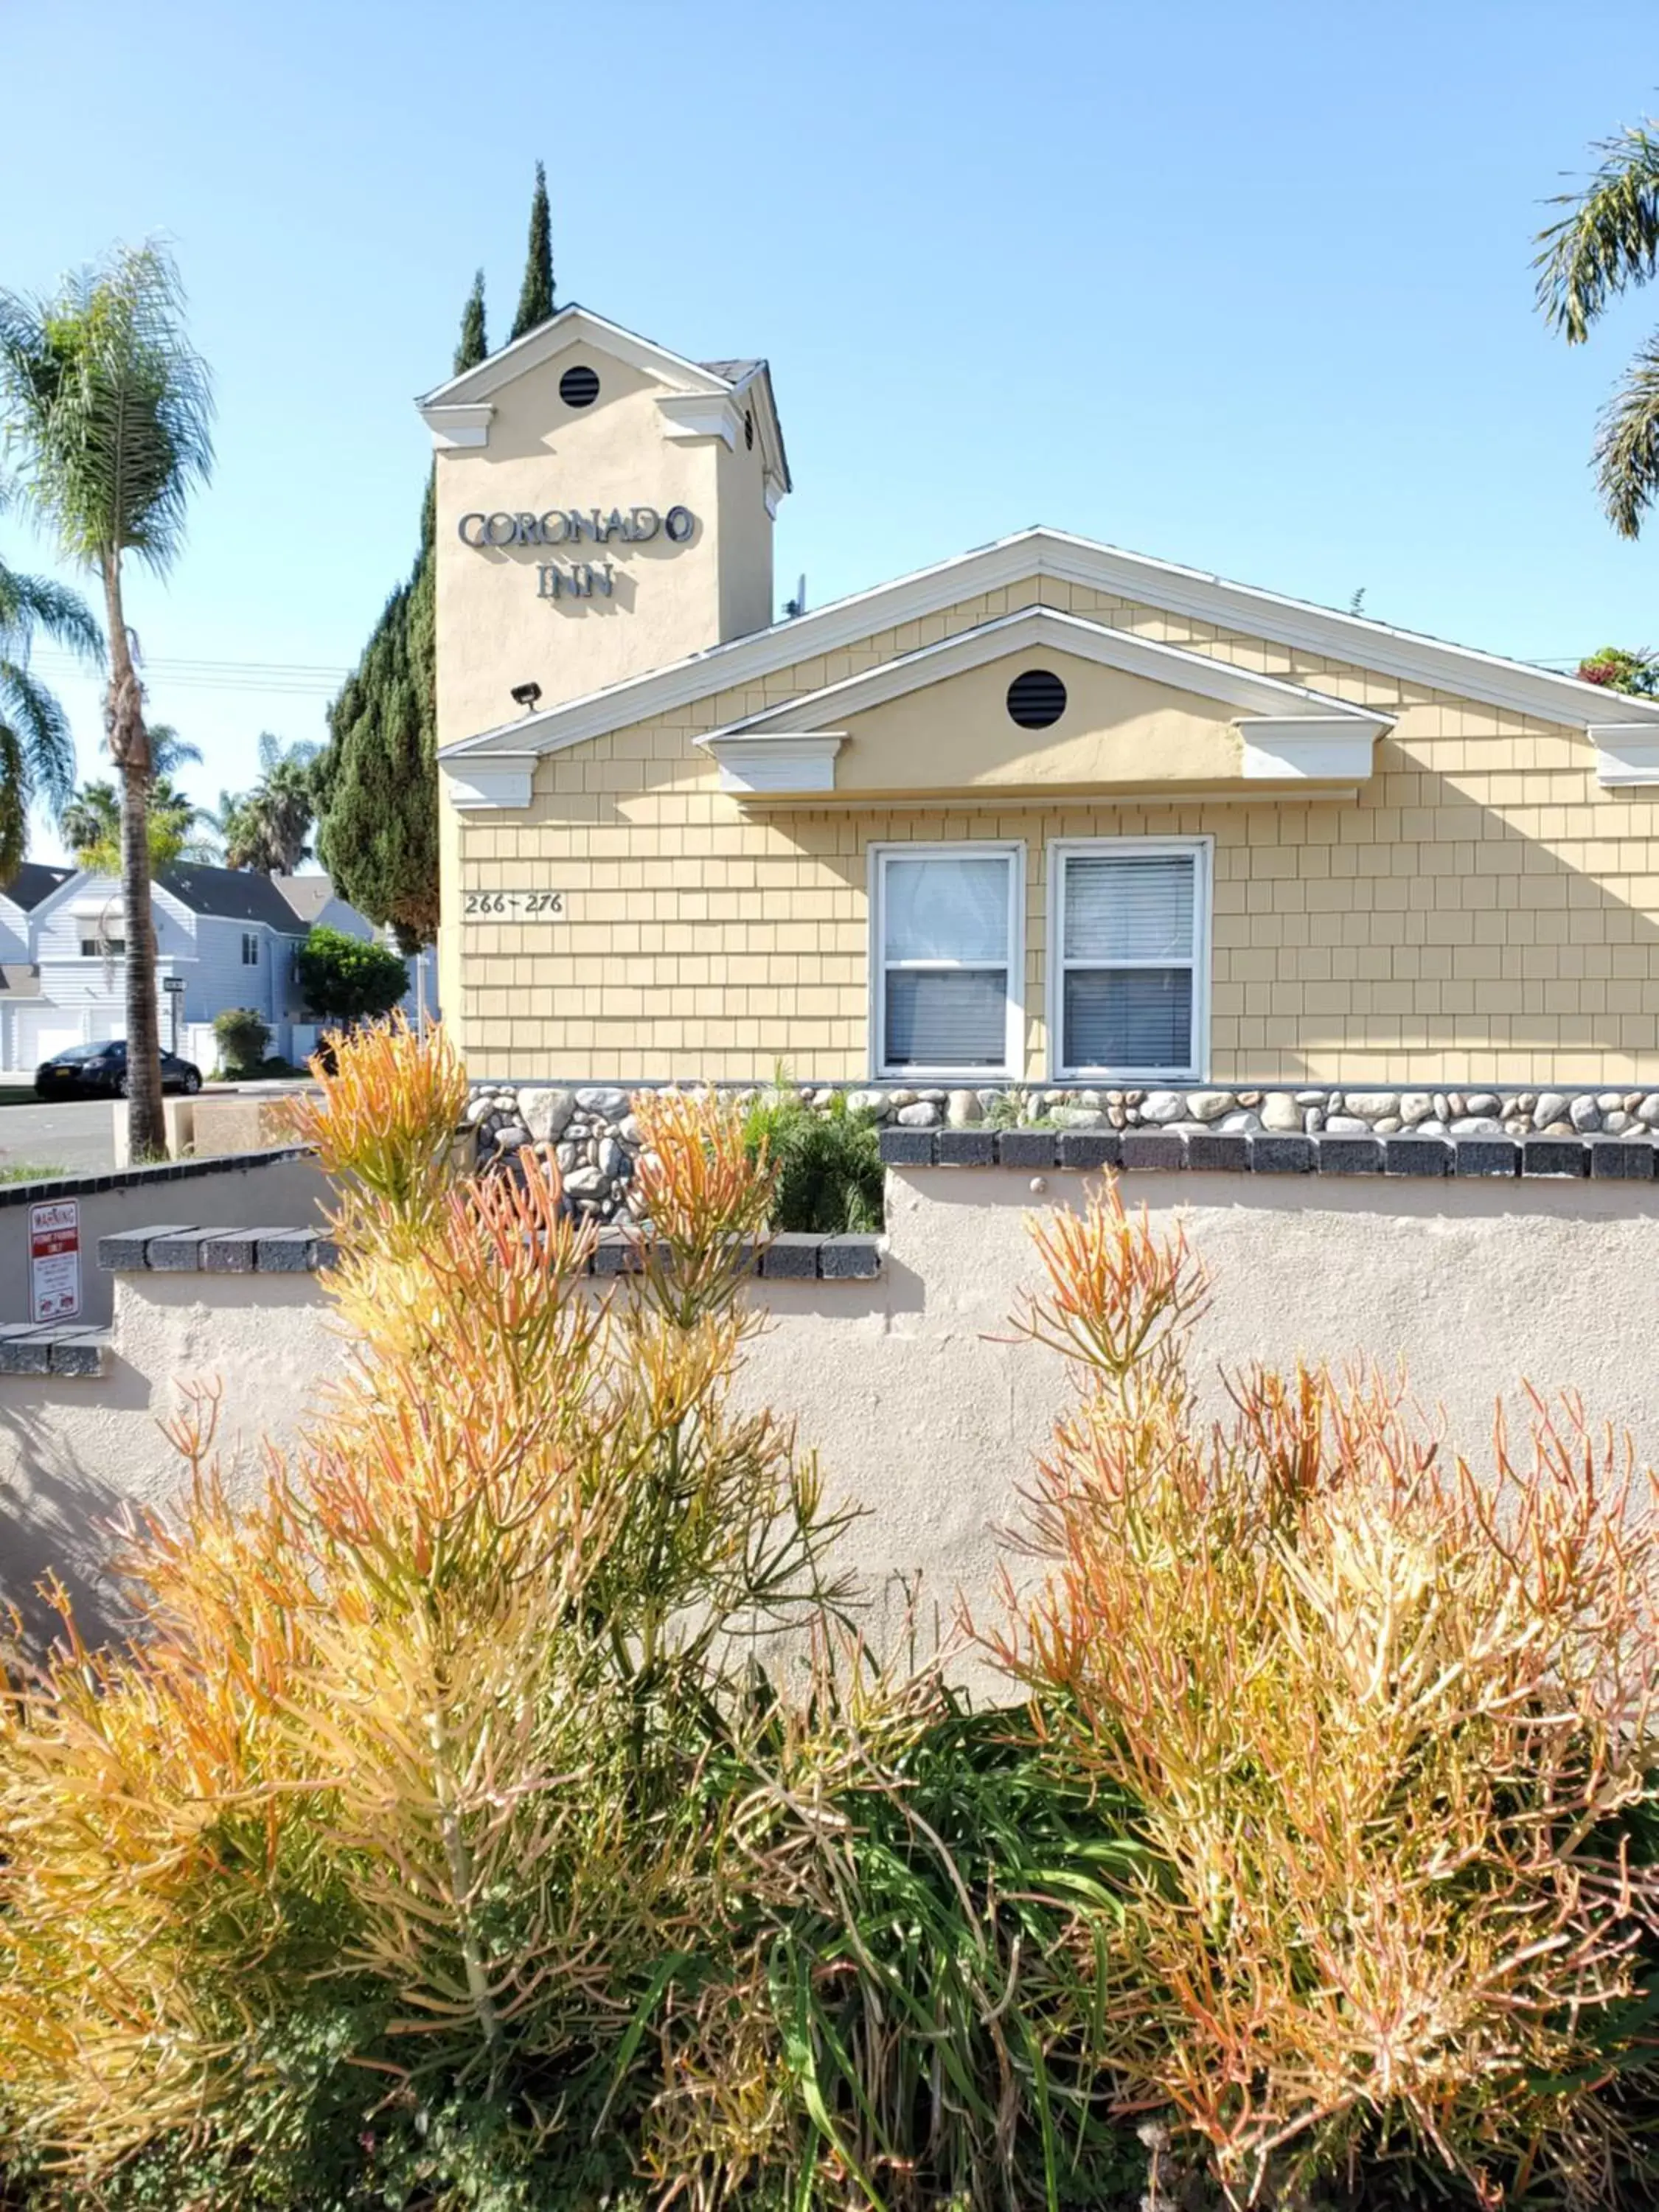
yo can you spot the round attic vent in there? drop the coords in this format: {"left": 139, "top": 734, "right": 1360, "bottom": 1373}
{"left": 559, "top": 364, "right": 600, "bottom": 408}
{"left": 1006, "top": 668, "right": 1067, "bottom": 729}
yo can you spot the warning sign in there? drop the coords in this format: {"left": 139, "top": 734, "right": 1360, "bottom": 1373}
{"left": 28, "top": 1200, "right": 80, "bottom": 1324}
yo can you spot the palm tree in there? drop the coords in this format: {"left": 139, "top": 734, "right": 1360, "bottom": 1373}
{"left": 1537, "top": 121, "right": 1659, "bottom": 536}
{"left": 63, "top": 772, "right": 208, "bottom": 871}
{"left": 0, "top": 244, "right": 214, "bottom": 1158}
{"left": 145, "top": 723, "right": 202, "bottom": 779}
{"left": 239, "top": 731, "right": 319, "bottom": 874}
{"left": 210, "top": 734, "right": 320, "bottom": 873}
{"left": 0, "top": 508, "right": 101, "bottom": 879}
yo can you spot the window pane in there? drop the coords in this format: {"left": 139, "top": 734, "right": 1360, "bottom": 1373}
{"left": 886, "top": 968, "right": 1008, "bottom": 1068}
{"left": 1064, "top": 854, "right": 1193, "bottom": 962}
{"left": 883, "top": 854, "right": 1009, "bottom": 964}
{"left": 1064, "top": 967, "right": 1192, "bottom": 1071}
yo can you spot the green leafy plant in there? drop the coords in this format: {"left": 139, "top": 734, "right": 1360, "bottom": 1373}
{"left": 209, "top": 1004, "right": 269, "bottom": 1077}
{"left": 293, "top": 922, "right": 409, "bottom": 1026}
{"left": 742, "top": 1077, "right": 884, "bottom": 1232}
{"left": 1577, "top": 644, "right": 1659, "bottom": 696}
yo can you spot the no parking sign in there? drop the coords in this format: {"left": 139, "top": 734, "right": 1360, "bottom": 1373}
{"left": 28, "top": 1200, "right": 80, "bottom": 1323}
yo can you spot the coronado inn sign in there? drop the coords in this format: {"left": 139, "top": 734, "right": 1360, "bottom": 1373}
{"left": 457, "top": 501, "right": 697, "bottom": 599}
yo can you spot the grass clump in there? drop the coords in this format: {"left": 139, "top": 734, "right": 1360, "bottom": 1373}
{"left": 742, "top": 1076, "right": 884, "bottom": 1233}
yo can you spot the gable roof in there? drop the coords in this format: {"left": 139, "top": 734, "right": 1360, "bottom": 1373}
{"left": 270, "top": 874, "right": 338, "bottom": 925}
{"left": 700, "top": 605, "right": 1394, "bottom": 746}
{"left": 0, "top": 863, "right": 73, "bottom": 913}
{"left": 159, "top": 864, "right": 309, "bottom": 932}
{"left": 439, "top": 526, "right": 1659, "bottom": 768}
{"left": 415, "top": 302, "right": 790, "bottom": 497}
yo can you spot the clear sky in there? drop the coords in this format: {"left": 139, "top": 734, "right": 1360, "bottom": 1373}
{"left": 5, "top": 0, "right": 1659, "bottom": 863}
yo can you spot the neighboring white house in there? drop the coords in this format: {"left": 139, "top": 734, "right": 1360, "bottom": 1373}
{"left": 0, "top": 863, "right": 437, "bottom": 1075}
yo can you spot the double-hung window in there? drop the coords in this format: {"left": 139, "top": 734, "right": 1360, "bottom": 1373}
{"left": 1048, "top": 838, "right": 1210, "bottom": 1081}
{"left": 241, "top": 932, "right": 260, "bottom": 967}
{"left": 872, "top": 844, "right": 1023, "bottom": 1079}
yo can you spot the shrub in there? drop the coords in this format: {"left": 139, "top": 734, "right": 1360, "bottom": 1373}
{"left": 1, "top": 1026, "right": 1138, "bottom": 2210}
{"left": 294, "top": 922, "right": 409, "bottom": 1025}
{"left": 209, "top": 1004, "right": 269, "bottom": 1076}
{"left": 984, "top": 1177, "right": 1659, "bottom": 2209}
{"left": 742, "top": 1079, "right": 884, "bottom": 1232}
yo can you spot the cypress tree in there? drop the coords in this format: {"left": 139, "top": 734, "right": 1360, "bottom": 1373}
{"left": 455, "top": 268, "right": 487, "bottom": 376}
{"left": 509, "top": 162, "right": 554, "bottom": 340}
{"left": 314, "top": 277, "right": 490, "bottom": 953}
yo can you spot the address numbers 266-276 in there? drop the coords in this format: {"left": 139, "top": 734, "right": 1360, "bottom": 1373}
{"left": 463, "top": 891, "right": 566, "bottom": 921}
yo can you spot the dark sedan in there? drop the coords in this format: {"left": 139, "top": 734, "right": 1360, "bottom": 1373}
{"left": 34, "top": 1041, "right": 203, "bottom": 1100}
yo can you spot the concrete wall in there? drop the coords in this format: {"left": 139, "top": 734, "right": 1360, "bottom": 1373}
{"left": 0, "top": 1152, "right": 330, "bottom": 1326}
{"left": 10, "top": 1163, "right": 1659, "bottom": 1652}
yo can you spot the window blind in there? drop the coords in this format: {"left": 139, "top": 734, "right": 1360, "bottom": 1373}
{"left": 886, "top": 970, "right": 1009, "bottom": 1067}
{"left": 1063, "top": 854, "right": 1193, "bottom": 962}
{"left": 879, "top": 850, "right": 1013, "bottom": 1071}
{"left": 1060, "top": 851, "right": 1197, "bottom": 1074}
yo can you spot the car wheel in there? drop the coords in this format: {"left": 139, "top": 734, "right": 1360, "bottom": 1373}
{"left": 184, "top": 1069, "right": 201, "bottom": 1095}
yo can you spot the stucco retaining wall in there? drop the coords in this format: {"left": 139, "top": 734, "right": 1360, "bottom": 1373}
{"left": 7, "top": 1161, "right": 1659, "bottom": 1648}
{"left": 0, "top": 1151, "right": 330, "bottom": 1326}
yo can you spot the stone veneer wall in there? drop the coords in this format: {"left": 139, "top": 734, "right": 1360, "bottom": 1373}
{"left": 467, "top": 1079, "right": 1659, "bottom": 1219}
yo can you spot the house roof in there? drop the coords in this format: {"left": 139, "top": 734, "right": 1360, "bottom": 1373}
{"left": 270, "top": 874, "right": 336, "bottom": 925}
{"left": 699, "top": 606, "right": 1396, "bottom": 746}
{"left": 438, "top": 525, "right": 1659, "bottom": 766}
{"left": 0, "top": 863, "right": 73, "bottom": 913}
{"left": 415, "top": 302, "right": 791, "bottom": 497}
{"left": 0, "top": 963, "right": 41, "bottom": 998}
{"left": 158, "top": 864, "right": 309, "bottom": 933}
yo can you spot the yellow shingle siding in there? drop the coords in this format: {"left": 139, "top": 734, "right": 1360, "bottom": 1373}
{"left": 453, "top": 581, "right": 1659, "bottom": 1084}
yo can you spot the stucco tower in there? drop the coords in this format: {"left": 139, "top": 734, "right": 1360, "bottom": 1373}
{"left": 419, "top": 305, "right": 790, "bottom": 745}
{"left": 417, "top": 305, "right": 790, "bottom": 1044}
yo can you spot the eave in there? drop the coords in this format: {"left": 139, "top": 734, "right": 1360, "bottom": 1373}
{"left": 439, "top": 527, "right": 1655, "bottom": 769}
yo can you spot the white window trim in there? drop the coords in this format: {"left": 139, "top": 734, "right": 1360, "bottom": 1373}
{"left": 868, "top": 841, "right": 1026, "bottom": 1082}
{"left": 1046, "top": 836, "right": 1213, "bottom": 1084}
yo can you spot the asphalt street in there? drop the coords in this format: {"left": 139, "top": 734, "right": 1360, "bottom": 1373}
{"left": 1, "top": 1099, "right": 119, "bottom": 1179}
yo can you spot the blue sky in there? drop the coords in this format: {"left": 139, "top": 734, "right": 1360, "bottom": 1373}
{"left": 6, "top": 0, "right": 1659, "bottom": 862}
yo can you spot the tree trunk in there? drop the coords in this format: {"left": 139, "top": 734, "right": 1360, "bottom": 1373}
{"left": 102, "top": 556, "right": 167, "bottom": 1160}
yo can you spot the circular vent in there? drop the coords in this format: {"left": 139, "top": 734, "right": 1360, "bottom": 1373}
{"left": 558, "top": 364, "right": 600, "bottom": 408}
{"left": 1006, "top": 668, "right": 1067, "bottom": 729}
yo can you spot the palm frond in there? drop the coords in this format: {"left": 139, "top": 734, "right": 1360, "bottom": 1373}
{"left": 1536, "top": 124, "right": 1659, "bottom": 341}
{"left": 0, "top": 240, "right": 215, "bottom": 574}
{"left": 146, "top": 722, "right": 201, "bottom": 775}
{"left": 0, "top": 725, "right": 26, "bottom": 879}
{"left": 1594, "top": 333, "right": 1659, "bottom": 538}
{"left": 0, "top": 658, "right": 77, "bottom": 809}
{"left": 0, "top": 561, "right": 101, "bottom": 661}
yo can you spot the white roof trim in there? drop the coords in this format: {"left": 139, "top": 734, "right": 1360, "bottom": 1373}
{"left": 439, "top": 527, "right": 1659, "bottom": 763}
{"left": 417, "top": 302, "right": 733, "bottom": 412}
{"left": 1590, "top": 723, "right": 1659, "bottom": 787}
{"left": 703, "top": 734, "right": 844, "bottom": 796}
{"left": 693, "top": 606, "right": 1391, "bottom": 745}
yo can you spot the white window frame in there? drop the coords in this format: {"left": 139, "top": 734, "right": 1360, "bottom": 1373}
{"left": 241, "top": 931, "right": 260, "bottom": 967}
{"left": 1046, "top": 836, "right": 1212, "bottom": 1083}
{"left": 868, "top": 841, "right": 1025, "bottom": 1082}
